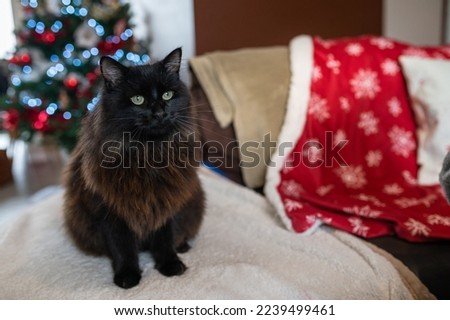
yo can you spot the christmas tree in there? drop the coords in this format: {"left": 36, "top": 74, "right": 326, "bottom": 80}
{"left": 0, "top": 0, "right": 150, "bottom": 151}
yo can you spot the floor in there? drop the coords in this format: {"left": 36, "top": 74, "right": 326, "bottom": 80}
{"left": 0, "top": 139, "right": 66, "bottom": 224}
{"left": 0, "top": 182, "right": 28, "bottom": 224}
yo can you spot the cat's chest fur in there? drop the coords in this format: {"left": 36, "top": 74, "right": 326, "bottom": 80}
{"left": 80, "top": 148, "right": 198, "bottom": 240}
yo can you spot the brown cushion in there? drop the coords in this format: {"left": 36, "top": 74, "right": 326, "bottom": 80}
{"left": 190, "top": 72, "right": 244, "bottom": 185}
{"left": 0, "top": 149, "right": 12, "bottom": 187}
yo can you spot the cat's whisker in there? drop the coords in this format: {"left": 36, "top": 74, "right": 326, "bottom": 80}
{"left": 190, "top": 110, "right": 216, "bottom": 114}
{"left": 108, "top": 117, "right": 140, "bottom": 123}
{"left": 174, "top": 120, "right": 193, "bottom": 131}
{"left": 177, "top": 115, "right": 219, "bottom": 124}
{"left": 180, "top": 114, "right": 217, "bottom": 120}
{"left": 177, "top": 118, "right": 238, "bottom": 143}
{"left": 175, "top": 102, "right": 211, "bottom": 111}
{"left": 130, "top": 128, "right": 139, "bottom": 141}
{"left": 174, "top": 120, "right": 196, "bottom": 135}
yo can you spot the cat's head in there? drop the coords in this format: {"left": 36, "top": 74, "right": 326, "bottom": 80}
{"left": 98, "top": 48, "right": 191, "bottom": 140}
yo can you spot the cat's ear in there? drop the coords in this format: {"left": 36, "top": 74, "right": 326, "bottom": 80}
{"left": 163, "top": 48, "right": 182, "bottom": 75}
{"left": 100, "top": 56, "right": 127, "bottom": 87}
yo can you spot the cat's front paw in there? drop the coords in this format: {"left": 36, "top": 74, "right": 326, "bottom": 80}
{"left": 114, "top": 269, "right": 142, "bottom": 289}
{"left": 176, "top": 241, "right": 191, "bottom": 253}
{"left": 156, "top": 259, "right": 187, "bottom": 277}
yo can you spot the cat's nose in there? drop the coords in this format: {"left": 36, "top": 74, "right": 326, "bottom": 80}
{"left": 153, "top": 111, "right": 166, "bottom": 121}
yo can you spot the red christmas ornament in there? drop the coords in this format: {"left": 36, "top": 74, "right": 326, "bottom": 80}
{"left": 38, "top": 111, "right": 48, "bottom": 122}
{"left": 77, "top": 87, "right": 94, "bottom": 100}
{"left": 64, "top": 77, "right": 79, "bottom": 90}
{"left": 1, "top": 109, "right": 20, "bottom": 131}
{"left": 97, "top": 40, "right": 123, "bottom": 55}
{"left": 9, "top": 55, "right": 20, "bottom": 65}
{"left": 9, "top": 53, "right": 32, "bottom": 66}
{"left": 97, "top": 40, "right": 113, "bottom": 54}
{"left": 33, "top": 111, "right": 50, "bottom": 132}
{"left": 42, "top": 31, "right": 56, "bottom": 44}
{"left": 20, "top": 53, "right": 31, "bottom": 65}
{"left": 86, "top": 72, "right": 97, "bottom": 84}
{"left": 34, "top": 121, "right": 44, "bottom": 130}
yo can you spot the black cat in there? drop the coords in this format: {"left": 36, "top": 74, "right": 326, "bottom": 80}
{"left": 63, "top": 48, "right": 205, "bottom": 289}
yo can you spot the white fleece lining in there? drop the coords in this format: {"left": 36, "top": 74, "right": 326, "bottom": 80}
{"left": 264, "top": 35, "right": 322, "bottom": 233}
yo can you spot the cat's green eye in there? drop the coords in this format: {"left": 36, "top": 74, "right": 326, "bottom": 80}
{"left": 130, "top": 95, "right": 145, "bottom": 105}
{"left": 162, "top": 91, "right": 174, "bottom": 101}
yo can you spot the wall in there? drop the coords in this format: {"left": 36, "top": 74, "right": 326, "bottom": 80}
{"left": 446, "top": 1, "right": 450, "bottom": 43}
{"left": 383, "top": 0, "right": 445, "bottom": 45}
{"left": 194, "top": 0, "right": 382, "bottom": 55}
{"left": 129, "top": 0, "right": 195, "bottom": 83}
{"left": 0, "top": 1, "right": 16, "bottom": 58}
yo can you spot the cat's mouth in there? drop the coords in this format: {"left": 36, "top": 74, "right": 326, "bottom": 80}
{"left": 135, "top": 117, "right": 176, "bottom": 138}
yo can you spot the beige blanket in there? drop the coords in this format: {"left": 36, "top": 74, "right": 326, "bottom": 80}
{"left": 190, "top": 48, "right": 290, "bottom": 188}
{"left": 0, "top": 169, "right": 433, "bottom": 299}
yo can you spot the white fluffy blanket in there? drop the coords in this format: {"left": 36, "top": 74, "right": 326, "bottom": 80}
{"left": 0, "top": 169, "right": 433, "bottom": 299}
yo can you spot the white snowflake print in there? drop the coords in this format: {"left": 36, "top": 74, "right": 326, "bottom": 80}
{"left": 387, "top": 97, "right": 402, "bottom": 117}
{"left": 282, "top": 154, "right": 297, "bottom": 174}
{"left": 383, "top": 183, "right": 404, "bottom": 195}
{"left": 343, "top": 205, "right": 383, "bottom": 218}
{"left": 402, "top": 170, "right": 417, "bottom": 185}
{"left": 403, "top": 47, "right": 428, "bottom": 57}
{"left": 350, "top": 69, "right": 381, "bottom": 99}
{"left": 282, "top": 165, "right": 295, "bottom": 174}
{"left": 365, "top": 150, "right": 383, "bottom": 167}
{"left": 326, "top": 54, "right": 341, "bottom": 74}
{"left": 394, "top": 194, "right": 437, "bottom": 208}
{"left": 388, "top": 126, "right": 416, "bottom": 158}
{"left": 317, "top": 213, "right": 332, "bottom": 224}
{"left": 284, "top": 199, "right": 303, "bottom": 212}
{"left": 306, "top": 144, "right": 323, "bottom": 163}
{"left": 352, "top": 194, "right": 385, "bottom": 207}
{"left": 381, "top": 59, "right": 399, "bottom": 76}
{"left": 312, "top": 65, "right": 323, "bottom": 82}
{"left": 339, "top": 97, "right": 351, "bottom": 112}
{"left": 281, "top": 180, "right": 304, "bottom": 199}
{"left": 334, "top": 129, "right": 347, "bottom": 147}
{"left": 404, "top": 218, "right": 431, "bottom": 237}
{"left": 345, "top": 43, "right": 364, "bottom": 56}
{"left": 317, "top": 38, "right": 336, "bottom": 48}
{"left": 427, "top": 214, "right": 450, "bottom": 226}
{"left": 370, "top": 37, "right": 394, "bottom": 50}
{"left": 316, "top": 184, "right": 334, "bottom": 196}
{"left": 308, "top": 93, "right": 330, "bottom": 123}
{"left": 306, "top": 214, "right": 318, "bottom": 225}
{"left": 335, "top": 165, "right": 367, "bottom": 189}
{"left": 348, "top": 217, "right": 369, "bottom": 237}
{"left": 358, "top": 111, "right": 379, "bottom": 135}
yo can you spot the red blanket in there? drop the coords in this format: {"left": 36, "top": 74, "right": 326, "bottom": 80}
{"left": 266, "top": 36, "right": 450, "bottom": 242}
